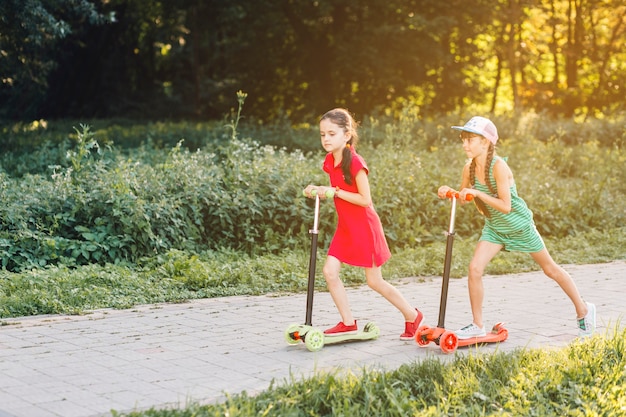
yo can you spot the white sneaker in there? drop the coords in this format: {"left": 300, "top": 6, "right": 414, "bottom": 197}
{"left": 455, "top": 323, "right": 486, "bottom": 339}
{"left": 577, "top": 302, "right": 596, "bottom": 338}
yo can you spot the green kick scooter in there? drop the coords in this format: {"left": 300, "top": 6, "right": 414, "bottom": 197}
{"left": 285, "top": 188, "right": 380, "bottom": 352}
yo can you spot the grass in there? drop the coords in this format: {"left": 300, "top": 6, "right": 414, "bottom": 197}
{"left": 1, "top": 227, "right": 624, "bottom": 319}
{"left": 111, "top": 327, "right": 626, "bottom": 416}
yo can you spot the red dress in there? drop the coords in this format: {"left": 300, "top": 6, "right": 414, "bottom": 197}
{"left": 323, "top": 148, "right": 391, "bottom": 267}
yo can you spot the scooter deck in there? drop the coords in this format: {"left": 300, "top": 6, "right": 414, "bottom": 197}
{"left": 416, "top": 322, "right": 507, "bottom": 353}
{"left": 324, "top": 323, "right": 380, "bottom": 345}
{"left": 457, "top": 323, "right": 508, "bottom": 347}
{"left": 285, "top": 322, "right": 379, "bottom": 352}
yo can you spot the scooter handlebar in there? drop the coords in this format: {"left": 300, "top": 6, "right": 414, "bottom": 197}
{"left": 302, "top": 188, "right": 335, "bottom": 198}
{"left": 445, "top": 190, "right": 474, "bottom": 201}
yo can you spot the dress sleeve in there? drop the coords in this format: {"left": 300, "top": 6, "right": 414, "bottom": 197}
{"left": 351, "top": 152, "right": 369, "bottom": 177}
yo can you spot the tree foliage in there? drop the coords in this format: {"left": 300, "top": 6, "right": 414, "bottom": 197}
{"left": 0, "top": 0, "right": 114, "bottom": 117}
{"left": 1, "top": 0, "right": 625, "bottom": 121}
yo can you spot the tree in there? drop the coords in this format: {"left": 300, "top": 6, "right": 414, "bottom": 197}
{"left": 583, "top": 0, "right": 626, "bottom": 116}
{"left": 189, "top": 0, "right": 499, "bottom": 120}
{"left": 0, "top": 0, "right": 113, "bottom": 119}
{"left": 2, "top": 0, "right": 626, "bottom": 122}
{"left": 512, "top": 0, "right": 626, "bottom": 116}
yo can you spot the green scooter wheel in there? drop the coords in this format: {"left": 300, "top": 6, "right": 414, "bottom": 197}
{"left": 364, "top": 322, "right": 380, "bottom": 339}
{"left": 304, "top": 328, "right": 325, "bottom": 352}
{"left": 285, "top": 323, "right": 301, "bottom": 345}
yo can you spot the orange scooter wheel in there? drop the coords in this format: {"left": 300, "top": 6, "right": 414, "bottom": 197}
{"left": 498, "top": 328, "right": 509, "bottom": 340}
{"left": 415, "top": 325, "right": 432, "bottom": 347}
{"left": 439, "top": 330, "right": 458, "bottom": 353}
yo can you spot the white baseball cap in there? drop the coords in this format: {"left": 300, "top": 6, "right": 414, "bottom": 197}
{"left": 452, "top": 116, "right": 499, "bottom": 145}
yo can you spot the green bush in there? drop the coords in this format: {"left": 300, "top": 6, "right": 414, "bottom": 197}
{"left": 0, "top": 110, "right": 624, "bottom": 272}
{"left": 0, "top": 125, "right": 325, "bottom": 270}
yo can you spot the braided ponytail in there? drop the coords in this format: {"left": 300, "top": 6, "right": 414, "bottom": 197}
{"left": 341, "top": 145, "right": 353, "bottom": 185}
{"left": 469, "top": 142, "right": 497, "bottom": 218}
{"left": 484, "top": 144, "right": 497, "bottom": 195}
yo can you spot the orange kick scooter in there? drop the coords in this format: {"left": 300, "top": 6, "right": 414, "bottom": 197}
{"left": 415, "top": 190, "right": 508, "bottom": 353}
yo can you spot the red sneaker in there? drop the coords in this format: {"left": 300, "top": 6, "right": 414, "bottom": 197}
{"left": 400, "top": 308, "right": 424, "bottom": 340}
{"left": 324, "top": 321, "right": 358, "bottom": 335}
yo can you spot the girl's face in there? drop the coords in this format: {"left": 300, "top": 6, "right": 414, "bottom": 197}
{"left": 320, "top": 118, "right": 350, "bottom": 154}
{"left": 461, "top": 134, "right": 489, "bottom": 158}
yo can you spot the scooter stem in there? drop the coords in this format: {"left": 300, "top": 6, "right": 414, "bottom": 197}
{"left": 305, "top": 195, "right": 321, "bottom": 326}
{"left": 437, "top": 196, "right": 457, "bottom": 329}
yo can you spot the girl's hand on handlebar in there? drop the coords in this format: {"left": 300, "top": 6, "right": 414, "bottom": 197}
{"left": 459, "top": 188, "right": 478, "bottom": 202}
{"left": 437, "top": 186, "right": 455, "bottom": 199}
{"left": 303, "top": 185, "right": 335, "bottom": 199}
{"left": 319, "top": 186, "right": 335, "bottom": 199}
{"left": 303, "top": 185, "right": 318, "bottom": 198}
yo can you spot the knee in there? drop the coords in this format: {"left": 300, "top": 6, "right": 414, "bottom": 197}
{"left": 365, "top": 272, "right": 385, "bottom": 293}
{"left": 541, "top": 263, "right": 563, "bottom": 281}
{"left": 367, "top": 278, "right": 383, "bottom": 293}
{"left": 322, "top": 264, "right": 340, "bottom": 284}
{"left": 468, "top": 259, "right": 485, "bottom": 280}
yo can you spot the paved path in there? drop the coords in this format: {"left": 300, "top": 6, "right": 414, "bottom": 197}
{"left": 0, "top": 261, "right": 624, "bottom": 417}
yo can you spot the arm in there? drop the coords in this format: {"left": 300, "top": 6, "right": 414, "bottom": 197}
{"left": 460, "top": 159, "right": 513, "bottom": 213}
{"left": 304, "top": 169, "right": 371, "bottom": 206}
{"left": 334, "top": 169, "right": 371, "bottom": 207}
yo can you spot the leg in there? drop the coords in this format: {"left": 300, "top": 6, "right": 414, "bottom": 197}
{"left": 467, "top": 241, "right": 503, "bottom": 328}
{"left": 364, "top": 265, "right": 417, "bottom": 321}
{"left": 530, "top": 249, "right": 588, "bottom": 318}
{"left": 322, "top": 255, "right": 354, "bottom": 325}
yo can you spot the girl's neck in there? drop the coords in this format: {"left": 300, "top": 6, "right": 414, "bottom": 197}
{"left": 473, "top": 153, "right": 488, "bottom": 172}
{"left": 333, "top": 148, "right": 344, "bottom": 166}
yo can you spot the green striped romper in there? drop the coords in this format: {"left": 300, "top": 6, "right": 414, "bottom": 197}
{"left": 475, "top": 156, "right": 545, "bottom": 253}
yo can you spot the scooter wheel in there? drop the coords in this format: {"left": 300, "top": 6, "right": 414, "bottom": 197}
{"left": 498, "top": 328, "right": 509, "bottom": 340}
{"left": 439, "top": 330, "right": 458, "bottom": 354}
{"left": 364, "top": 322, "right": 380, "bottom": 339}
{"left": 415, "top": 325, "right": 432, "bottom": 347}
{"left": 491, "top": 322, "right": 509, "bottom": 340}
{"left": 304, "top": 328, "right": 325, "bottom": 352}
{"left": 284, "top": 323, "right": 301, "bottom": 345}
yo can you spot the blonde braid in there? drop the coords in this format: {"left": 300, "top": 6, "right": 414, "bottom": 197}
{"left": 484, "top": 143, "right": 497, "bottom": 195}
{"left": 470, "top": 156, "right": 491, "bottom": 218}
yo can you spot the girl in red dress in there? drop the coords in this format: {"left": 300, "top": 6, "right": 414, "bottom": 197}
{"left": 304, "top": 108, "right": 425, "bottom": 340}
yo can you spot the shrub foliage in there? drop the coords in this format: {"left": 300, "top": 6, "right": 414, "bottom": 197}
{"left": 0, "top": 110, "right": 625, "bottom": 272}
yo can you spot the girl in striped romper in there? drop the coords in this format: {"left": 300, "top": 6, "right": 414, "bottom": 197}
{"left": 437, "top": 116, "right": 596, "bottom": 339}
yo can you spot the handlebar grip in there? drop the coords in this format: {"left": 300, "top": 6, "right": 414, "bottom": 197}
{"left": 445, "top": 190, "right": 474, "bottom": 201}
{"left": 303, "top": 188, "right": 335, "bottom": 198}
